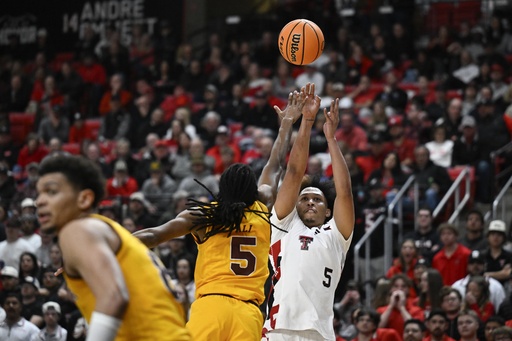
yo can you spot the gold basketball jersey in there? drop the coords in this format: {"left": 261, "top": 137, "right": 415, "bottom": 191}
{"left": 64, "top": 214, "right": 190, "bottom": 341}
{"left": 194, "top": 201, "right": 271, "bottom": 305}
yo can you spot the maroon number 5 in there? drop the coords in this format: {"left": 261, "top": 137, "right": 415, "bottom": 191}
{"left": 230, "top": 236, "right": 257, "bottom": 276}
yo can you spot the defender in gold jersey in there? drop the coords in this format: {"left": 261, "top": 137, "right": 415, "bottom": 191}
{"left": 134, "top": 85, "right": 319, "bottom": 340}
{"left": 36, "top": 155, "right": 191, "bottom": 341}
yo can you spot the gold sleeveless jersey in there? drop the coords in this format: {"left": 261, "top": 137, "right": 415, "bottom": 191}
{"left": 194, "top": 201, "right": 270, "bottom": 305}
{"left": 64, "top": 214, "right": 190, "bottom": 341}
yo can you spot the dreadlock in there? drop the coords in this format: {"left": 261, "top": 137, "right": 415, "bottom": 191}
{"left": 300, "top": 175, "right": 335, "bottom": 223}
{"left": 187, "top": 163, "right": 271, "bottom": 240}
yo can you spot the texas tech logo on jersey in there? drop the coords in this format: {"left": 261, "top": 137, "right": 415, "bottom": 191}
{"left": 299, "top": 236, "right": 313, "bottom": 250}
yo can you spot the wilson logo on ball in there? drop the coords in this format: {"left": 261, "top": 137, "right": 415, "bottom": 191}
{"left": 290, "top": 34, "right": 301, "bottom": 63}
{"left": 278, "top": 19, "right": 324, "bottom": 65}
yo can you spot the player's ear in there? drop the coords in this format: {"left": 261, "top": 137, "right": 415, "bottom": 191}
{"left": 325, "top": 208, "right": 331, "bottom": 218}
{"left": 77, "top": 189, "right": 95, "bottom": 210}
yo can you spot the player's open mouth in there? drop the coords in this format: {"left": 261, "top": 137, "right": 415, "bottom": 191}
{"left": 38, "top": 213, "right": 50, "bottom": 225}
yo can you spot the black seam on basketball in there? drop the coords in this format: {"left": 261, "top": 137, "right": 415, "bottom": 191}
{"left": 308, "top": 22, "right": 321, "bottom": 62}
{"left": 301, "top": 21, "right": 306, "bottom": 65}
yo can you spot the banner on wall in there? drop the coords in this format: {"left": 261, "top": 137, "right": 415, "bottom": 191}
{"left": 0, "top": 0, "right": 182, "bottom": 51}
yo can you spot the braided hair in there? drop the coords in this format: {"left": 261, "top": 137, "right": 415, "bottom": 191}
{"left": 187, "top": 163, "right": 271, "bottom": 240}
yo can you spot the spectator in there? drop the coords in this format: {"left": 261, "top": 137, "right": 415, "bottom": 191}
{"left": 136, "top": 139, "right": 173, "bottom": 185}
{"left": 404, "top": 207, "right": 442, "bottom": 261}
{"left": 403, "top": 319, "right": 426, "bottom": 341}
{"left": 20, "top": 214, "right": 41, "bottom": 250}
{"left": 462, "top": 275, "right": 495, "bottom": 323}
{"left": 0, "top": 74, "right": 31, "bottom": 113}
{"left": 177, "top": 156, "right": 219, "bottom": 199}
{"left": 158, "top": 190, "right": 190, "bottom": 225}
{"left": 128, "top": 94, "right": 154, "bottom": 150}
{"left": 386, "top": 239, "right": 420, "bottom": 288}
{"left": 0, "top": 266, "right": 20, "bottom": 305}
{"left": 37, "top": 105, "right": 70, "bottom": 144}
{"left": 82, "top": 141, "right": 111, "bottom": 177}
{"left": 0, "top": 293, "right": 39, "bottom": 340}
{"left": 272, "top": 59, "right": 297, "bottom": 99}
{"left": 426, "top": 124, "right": 454, "bottom": 168}
{"left": 171, "top": 257, "right": 196, "bottom": 306}
{"left": 136, "top": 107, "right": 168, "bottom": 142}
{"left": 98, "top": 94, "right": 130, "bottom": 141}
{"left": 68, "top": 112, "right": 94, "bottom": 145}
{"left": 354, "top": 132, "right": 388, "bottom": 181}
{"left": 295, "top": 64, "right": 325, "bottom": 96}
{"left": 335, "top": 112, "right": 369, "bottom": 152}
{"left": 16, "top": 133, "right": 48, "bottom": 171}
{"left": 387, "top": 116, "right": 417, "bottom": 169}
{"left": 452, "top": 250, "right": 506, "bottom": 311}
{"left": 334, "top": 280, "right": 363, "bottom": 340}
{"left": 409, "top": 145, "right": 452, "bottom": 211}
{"left": 373, "top": 71, "right": 408, "bottom": 115}
{"left": 425, "top": 85, "right": 449, "bottom": 123}
{"left": 353, "top": 308, "right": 401, "bottom": 341}
{"left": 459, "top": 209, "right": 488, "bottom": 251}
{"left": 107, "top": 138, "right": 139, "bottom": 177}
{"left": 424, "top": 310, "right": 456, "bottom": 341}
{"left": 196, "top": 111, "right": 223, "bottom": 150}
{"left": 98, "top": 73, "right": 133, "bottom": 116}
{"left": 244, "top": 91, "right": 280, "bottom": 132}
{"left": 47, "top": 244, "right": 63, "bottom": 271}
{"left": 483, "top": 220, "right": 512, "bottom": 286}
{"left": 443, "top": 98, "right": 464, "bottom": 140}
{"left": 367, "top": 151, "right": 408, "bottom": 199}
{"left": 20, "top": 276, "right": 43, "bottom": 327}
{"left": 451, "top": 116, "right": 491, "bottom": 204}
{"left": 55, "top": 61, "right": 84, "bottom": 106}
{"left": 440, "top": 287, "right": 463, "bottom": 340}
{"left": 0, "top": 125, "right": 19, "bottom": 169}
{"left": 432, "top": 223, "right": 471, "bottom": 286}
{"left": 417, "top": 268, "right": 444, "bottom": 316}
{"left": 141, "top": 161, "right": 177, "bottom": 215}
{"left": 491, "top": 326, "right": 512, "bottom": 341}
{"left": 457, "top": 309, "right": 482, "bottom": 341}
{"left": 126, "top": 192, "right": 157, "bottom": 230}
{"left": 18, "top": 252, "right": 40, "bottom": 281}
{"left": 105, "top": 160, "right": 138, "bottom": 199}
{"left": 34, "top": 301, "right": 68, "bottom": 341}
{"left": 0, "top": 217, "right": 35, "bottom": 269}
{"left": 34, "top": 231, "right": 55, "bottom": 269}
{"left": 377, "top": 274, "right": 424, "bottom": 335}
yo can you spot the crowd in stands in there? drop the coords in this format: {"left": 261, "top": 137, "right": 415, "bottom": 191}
{"left": 0, "top": 2, "right": 511, "bottom": 339}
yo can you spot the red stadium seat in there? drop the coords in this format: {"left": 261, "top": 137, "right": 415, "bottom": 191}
{"left": 62, "top": 143, "right": 81, "bottom": 155}
{"left": 9, "top": 112, "right": 35, "bottom": 145}
{"left": 84, "top": 119, "right": 101, "bottom": 141}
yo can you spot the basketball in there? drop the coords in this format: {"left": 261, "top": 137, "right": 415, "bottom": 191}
{"left": 278, "top": 19, "right": 325, "bottom": 66}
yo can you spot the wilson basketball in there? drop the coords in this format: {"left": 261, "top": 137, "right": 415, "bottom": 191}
{"left": 278, "top": 19, "right": 325, "bottom": 66}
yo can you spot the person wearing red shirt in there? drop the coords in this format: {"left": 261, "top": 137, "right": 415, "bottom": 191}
{"left": 424, "top": 309, "right": 457, "bottom": 341}
{"left": 335, "top": 112, "right": 368, "bottom": 152}
{"left": 463, "top": 276, "right": 495, "bottom": 323}
{"left": 68, "top": 112, "right": 95, "bottom": 144}
{"left": 206, "top": 125, "right": 241, "bottom": 173}
{"left": 353, "top": 308, "right": 402, "bottom": 341}
{"left": 98, "top": 74, "right": 133, "bottom": 116}
{"left": 377, "top": 274, "right": 425, "bottom": 336}
{"left": 355, "top": 132, "right": 389, "bottom": 181}
{"left": 16, "top": 133, "right": 48, "bottom": 170}
{"left": 432, "top": 223, "right": 471, "bottom": 286}
{"left": 105, "top": 160, "right": 138, "bottom": 199}
{"left": 387, "top": 115, "right": 417, "bottom": 169}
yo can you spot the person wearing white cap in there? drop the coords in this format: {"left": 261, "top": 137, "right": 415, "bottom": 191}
{"left": 483, "top": 220, "right": 512, "bottom": 285}
{"left": 32, "top": 301, "right": 67, "bottom": 341}
{"left": 0, "top": 266, "right": 20, "bottom": 305}
{"left": 20, "top": 198, "right": 37, "bottom": 215}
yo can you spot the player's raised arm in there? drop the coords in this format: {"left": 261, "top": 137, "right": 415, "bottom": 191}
{"left": 258, "top": 90, "right": 304, "bottom": 209}
{"left": 324, "top": 98, "right": 354, "bottom": 239}
{"left": 273, "top": 83, "right": 320, "bottom": 219}
{"left": 132, "top": 210, "right": 195, "bottom": 248}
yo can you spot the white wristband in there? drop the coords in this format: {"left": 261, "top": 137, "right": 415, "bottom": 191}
{"left": 86, "top": 312, "right": 122, "bottom": 341}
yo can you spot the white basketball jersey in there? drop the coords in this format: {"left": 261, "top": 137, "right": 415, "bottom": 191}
{"left": 264, "top": 207, "right": 353, "bottom": 340}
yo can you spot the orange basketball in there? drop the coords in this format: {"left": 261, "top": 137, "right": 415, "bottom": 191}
{"left": 278, "top": 19, "right": 325, "bottom": 66}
